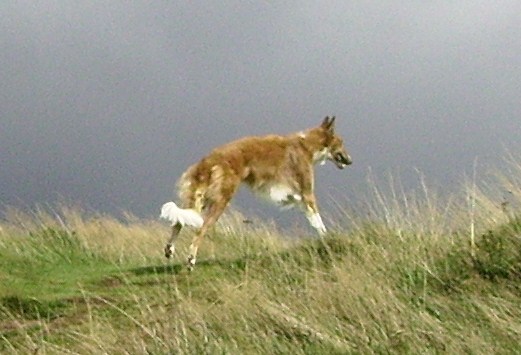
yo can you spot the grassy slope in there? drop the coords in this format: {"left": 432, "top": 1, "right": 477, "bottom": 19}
{"left": 2, "top": 167, "right": 521, "bottom": 353}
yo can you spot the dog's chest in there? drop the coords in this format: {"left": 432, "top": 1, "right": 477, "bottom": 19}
{"left": 258, "top": 184, "right": 302, "bottom": 208}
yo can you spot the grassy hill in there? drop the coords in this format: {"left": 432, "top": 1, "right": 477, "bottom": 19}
{"left": 2, "top": 163, "right": 521, "bottom": 354}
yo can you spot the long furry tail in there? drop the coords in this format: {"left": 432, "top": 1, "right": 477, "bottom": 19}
{"left": 160, "top": 202, "right": 204, "bottom": 228}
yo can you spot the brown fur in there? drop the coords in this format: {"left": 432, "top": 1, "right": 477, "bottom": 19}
{"left": 164, "top": 116, "right": 352, "bottom": 268}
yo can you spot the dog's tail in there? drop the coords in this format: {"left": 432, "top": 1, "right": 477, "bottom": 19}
{"left": 160, "top": 202, "right": 204, "bottom": 228}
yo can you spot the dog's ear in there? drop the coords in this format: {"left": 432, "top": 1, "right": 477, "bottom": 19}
{"left": 320, "top": 116, "right": 336, "bottom": 132}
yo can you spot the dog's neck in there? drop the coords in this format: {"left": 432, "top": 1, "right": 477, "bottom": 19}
{"left": 293, "top": 128, "right": 330, "bottom": 164}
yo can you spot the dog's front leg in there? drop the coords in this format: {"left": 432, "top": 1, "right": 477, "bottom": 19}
{"left": 302, "top": 194, "right": 327, "bottom": 235}
{"left": 307, "top": 209, "right": 327, "bottom": 235}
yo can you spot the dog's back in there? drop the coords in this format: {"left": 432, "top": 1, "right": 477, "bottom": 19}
{"left": 176, "top": 133, "right": 304, "bottom": 211}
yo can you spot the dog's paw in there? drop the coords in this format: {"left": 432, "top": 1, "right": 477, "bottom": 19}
{"left": 164, "top": 244, "right": 175, "bottom": 259}
{"left": 187, "top": 255, "right": 196, "bottom": 271}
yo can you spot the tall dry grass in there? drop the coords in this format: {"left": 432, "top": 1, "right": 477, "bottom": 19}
{"left": 2, "top": 156, "right": 521, "bottom": 353}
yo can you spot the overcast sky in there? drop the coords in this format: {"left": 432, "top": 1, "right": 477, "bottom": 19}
{"left": 1, "top": 1, "right": 521, "bottom": 222}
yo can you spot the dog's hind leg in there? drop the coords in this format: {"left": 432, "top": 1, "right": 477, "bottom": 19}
{"left": 187, "top": 165, "right": 239, "bottom": 270}
{"left": 187, "top": 200, "right": 227, "bottom": 270}
{"left": 164, "top": 223, "right": 182, "bottom": 258}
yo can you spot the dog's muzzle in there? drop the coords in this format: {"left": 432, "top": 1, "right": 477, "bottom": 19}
{"left": 333, "top": 152, "right": 352, "bottom": 169}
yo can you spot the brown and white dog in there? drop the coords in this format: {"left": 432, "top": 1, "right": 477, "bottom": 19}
{"left": 161, "top": 116, "right": 352, "bottom": 269}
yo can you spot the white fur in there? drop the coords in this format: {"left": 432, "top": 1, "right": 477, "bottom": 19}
{"left": 307, "top": 212, "right": 327, "bottom": 235}
{"left": 258, "top": 184, "right": 302, "bottom": 208}
{"left": 313, "top": 148, "right": 330, "bottom": 166}
{"left": 160, "top": 202, "right": 204, "bottom": 228}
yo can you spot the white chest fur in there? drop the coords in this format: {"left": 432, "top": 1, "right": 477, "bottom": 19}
{"left": 313, "top": 148, "right": 330, "bottom": 166}
{"left": 259, "top": 184, "right": 302, "bottom": 208}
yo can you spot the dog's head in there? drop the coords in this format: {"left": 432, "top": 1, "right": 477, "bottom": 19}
{"left": 317, "top": 116, "right": 352, "bottom": 169}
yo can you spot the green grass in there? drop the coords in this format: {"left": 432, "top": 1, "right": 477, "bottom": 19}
{"left": 3, "top": 162, "right": 521, "bottom": 353}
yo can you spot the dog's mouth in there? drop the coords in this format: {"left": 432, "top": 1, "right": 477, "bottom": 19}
{"left": 332, "top": 152, "right": 352, "bottom": 169}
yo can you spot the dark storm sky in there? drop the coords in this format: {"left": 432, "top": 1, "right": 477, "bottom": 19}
{"left": 1, "top": 1, "right": 521, "bottom": 219}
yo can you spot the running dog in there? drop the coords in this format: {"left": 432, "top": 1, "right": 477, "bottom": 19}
{"left": 161, "top": 116, "right": 352, "bottom": 269}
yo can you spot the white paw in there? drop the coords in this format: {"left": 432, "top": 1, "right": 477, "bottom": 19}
{"left": 187, "top": 255, "right": 196, "bottom": 270}
{"left": 164, "top": 244, "right": 175, "bottom": 258}
{"left": 307, "top": 213, "right": 327, "bottom": 235}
